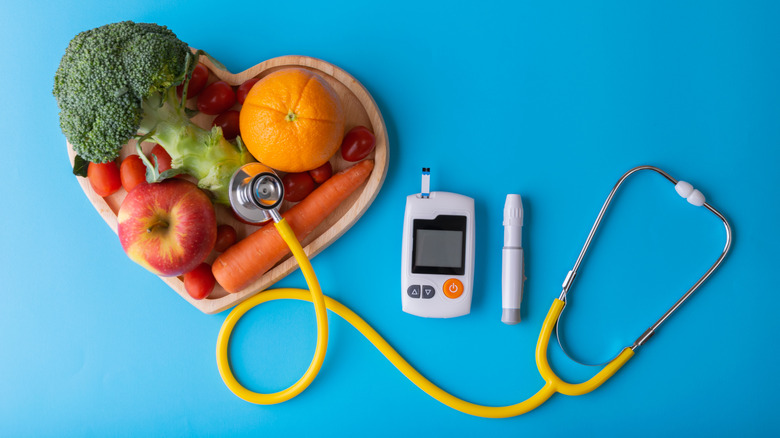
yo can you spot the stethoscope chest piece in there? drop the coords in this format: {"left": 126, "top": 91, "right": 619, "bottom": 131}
{"left": 228, "top": 163, "right": 285, "bottom": 224}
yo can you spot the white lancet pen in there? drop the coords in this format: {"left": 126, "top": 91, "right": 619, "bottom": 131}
{"left": 502, "top": 194, "right": 525, "bottom": 324}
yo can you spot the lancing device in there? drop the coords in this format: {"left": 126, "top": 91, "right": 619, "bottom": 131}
{"left": 502, "top": 194, "right": 525, "bottom": 324}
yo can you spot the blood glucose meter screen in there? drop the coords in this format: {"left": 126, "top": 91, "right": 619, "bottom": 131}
{"left": 416, "top": 230, "right": 463, "bottom": 267}
{"left": 412, "top": 215, "right": 467, "bottom": 275}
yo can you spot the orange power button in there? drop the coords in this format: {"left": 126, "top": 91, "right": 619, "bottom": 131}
{"left": 443, "top": 278, "right": 464, "bottom": 299}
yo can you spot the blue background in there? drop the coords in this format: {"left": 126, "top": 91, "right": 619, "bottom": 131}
{"left": 2, "top": 0, "right": 778, "bottom": 436}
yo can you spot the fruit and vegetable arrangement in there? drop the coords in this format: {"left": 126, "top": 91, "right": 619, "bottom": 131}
{"left": 54, "top": 21, "right": 387, "bottom": 313}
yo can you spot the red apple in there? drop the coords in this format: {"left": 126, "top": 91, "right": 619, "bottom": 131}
{"left": 118, "top": 179, "right": 217, "bottom": 277}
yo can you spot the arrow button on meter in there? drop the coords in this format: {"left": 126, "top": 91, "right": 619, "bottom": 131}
{"left": 443, "top": 279, "right": 464, "bottom": 299}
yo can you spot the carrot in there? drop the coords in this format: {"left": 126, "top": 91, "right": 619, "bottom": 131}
{"left": 213, "top": 159, "right": 375, "bottom": 293}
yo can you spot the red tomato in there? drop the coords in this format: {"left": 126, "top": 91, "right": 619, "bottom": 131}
{"left": 283, "top": 172, "right": 316, "bottom": 202}
{"left": 184, "top": 262, "right": 216, "bottom": 300}
{"left": 236, "top": 77, "right": 259, "bottom": 105}
{"left": 197, "top": 81, "right": 236, "bottom": 115}
{"left": 120, "top": 155, "right": 147, "bottom": 192}
{"left": 308, "top": 161, "right": 332, "bottom": 184}
{"left": 212, "top": 110, "right": 240, "bottom": 140}
{"left": 88, "top": 161, "right": 121, "bottom": 197}
{"left": 151, "top": 144, "right": 172, "bottom": 173}
{"left": 340, "top": 126, "right": 376, "bottom": 162}
{"left": 177, "top": 63, "right": 209, "bottom": 99}
{"left": 214, "top": 224, "right": 238, "bottom": 252}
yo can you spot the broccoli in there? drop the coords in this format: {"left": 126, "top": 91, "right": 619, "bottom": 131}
{"left": 53, "top": 21, "right": 253, "bottom": 204}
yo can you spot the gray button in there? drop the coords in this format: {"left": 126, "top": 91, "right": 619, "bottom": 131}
{"left": 422, "top": 285, "right": 435, "bottom": 299}
{"left": 407, "top": 285, "right": 421, "bottom": 298}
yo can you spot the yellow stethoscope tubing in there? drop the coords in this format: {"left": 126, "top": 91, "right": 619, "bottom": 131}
{"left": 217, "top": 218, "right": 329, "bottom": 405}
{"left": 216, "top": 218, "right": 633, "bottom": 418}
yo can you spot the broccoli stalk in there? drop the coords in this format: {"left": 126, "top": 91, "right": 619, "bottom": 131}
{"left": 138, "top": 88, "right": 252, "bottom": 204}
{"left": 53, "top": 21, "right": 253, "bottom": 204}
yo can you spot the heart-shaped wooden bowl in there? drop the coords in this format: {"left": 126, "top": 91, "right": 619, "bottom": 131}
{"left": 66, "top": 55, "right": 388, "bottom": 314}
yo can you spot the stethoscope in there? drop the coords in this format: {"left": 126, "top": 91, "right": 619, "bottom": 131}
{"left": 216, "top": 164, "right": 732, "bottom": 418}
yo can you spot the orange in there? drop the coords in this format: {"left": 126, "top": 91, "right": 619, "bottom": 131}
{"left": 239, "top": 68, "right": 345, "bottom": 173}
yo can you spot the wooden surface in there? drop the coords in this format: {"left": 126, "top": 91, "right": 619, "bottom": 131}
{"left": 67, "top": 55, "right": 389, "bottom": 314}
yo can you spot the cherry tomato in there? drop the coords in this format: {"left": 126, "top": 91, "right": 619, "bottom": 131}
{"left": 177, "top": 63, "right": 209, "bottom": 99}
{"left": 151, "top": 144, "right": 172, "bottom": 172}
{"left": 340, "top": 126, "right": 376, "bottom": 162}
{"left": 87, "top": 161, "right": 121, "bottom": 197}
{"left": 236, "top": 77, "right": 260, "bottom": 105}
{"left": 197, "top": 81, "right": 236, "bottom": 115}
{"left": 214, "top": 224, "right": 237, "bottom": 252}
{"left": 283, "top": 172, "right": 316, "bottom": 202}
{"left": 212, "top": 110, "right": 240, "bottom": 140}
{"left": 184, "top": 262, "right": 216, "bottom": 300}
{"left": 308, "top": 161, "right": 332, "bottom": 184}
{"left": 120, "top": 155, "right": 147, "bottom": 192}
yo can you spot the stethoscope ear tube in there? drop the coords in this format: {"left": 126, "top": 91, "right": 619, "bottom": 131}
{"left": 554, "top": 165, "right": 733, "bottom": 366}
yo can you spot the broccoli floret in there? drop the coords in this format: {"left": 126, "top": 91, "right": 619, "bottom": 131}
{"left": 53, "top": 21, "right": 253, "bottom": 204}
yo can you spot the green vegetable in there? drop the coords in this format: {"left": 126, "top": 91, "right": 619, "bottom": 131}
{"left": 72, "top": 155, "right": 89, "bottom": 177}
{"left": 53, "top": 21, "right": 253, "bottom": 204}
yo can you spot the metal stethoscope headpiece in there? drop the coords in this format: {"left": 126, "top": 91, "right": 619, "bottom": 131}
{"left": 555, "top": 165, "right": 733, "bottom": 366}
{"left": 228, "top": 163, "right": 285, "bottom": 224}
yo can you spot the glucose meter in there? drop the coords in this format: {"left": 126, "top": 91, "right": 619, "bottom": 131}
{"left": 401, "top": 168, "right": 475, "bottom": 318}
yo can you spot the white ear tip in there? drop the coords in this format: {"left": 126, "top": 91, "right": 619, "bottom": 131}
{"left": 687, "top": 189, "right": 705, "bottom": 206}
{"left": 675, "top": 181, "right": 694, "bottom": 198}
{"left": 675, "top": 181, "right": 705, "bottom": 206}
